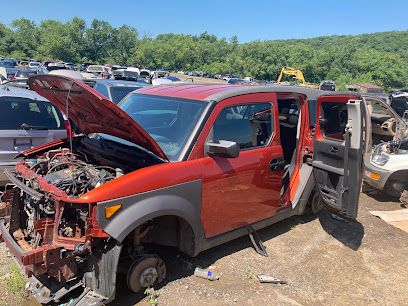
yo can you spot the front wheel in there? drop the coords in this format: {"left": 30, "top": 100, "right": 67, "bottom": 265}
{"left": 385, "top": 179, "right": 408, "bottom": 199}
{"left": 127, "top": 255, "right": 166, "bottom": 293}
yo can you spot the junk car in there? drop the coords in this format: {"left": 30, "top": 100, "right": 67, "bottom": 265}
{"left": 93, "top": 79, "right": 149, "bottom": 104}
{"left": 0, "top": 75, "right": 369, "bottom": 304}
{"left": 0, "top": 85, "right": 71, "bottom": 186}
{"left": 363, "top": 93, "right": 408, "bottom": 198}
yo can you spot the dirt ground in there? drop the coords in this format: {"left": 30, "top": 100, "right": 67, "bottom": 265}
{"left": 112, "top": 187, "right": 408, "bottom": 306}
{"left": 1, "top": 187, "right": 408, "bottom": 306}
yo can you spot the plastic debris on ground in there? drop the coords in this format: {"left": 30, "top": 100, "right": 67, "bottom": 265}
{"left": 194, "top": 267, "right": 220, "bottom": 281}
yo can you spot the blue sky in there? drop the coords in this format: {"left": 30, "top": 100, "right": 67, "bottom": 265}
{"left": 1, "top": 0, "right": 408, "bottom": 42}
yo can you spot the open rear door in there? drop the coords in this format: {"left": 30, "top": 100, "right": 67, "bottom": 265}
{"left": 312, "top": 95, "right": 364, "bottom": 219}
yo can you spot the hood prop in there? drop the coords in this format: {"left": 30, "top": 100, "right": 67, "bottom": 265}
{"left": 65, "top": 82, "right": 74, "bottom": 154}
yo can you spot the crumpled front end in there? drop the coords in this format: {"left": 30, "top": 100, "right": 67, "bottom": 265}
{"left": 0, "top": 148, "right": 122, "bottom": 304}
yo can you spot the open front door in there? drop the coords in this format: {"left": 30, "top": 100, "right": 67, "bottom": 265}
{"left": 312, "top": 95, "right": 365, "bottom": 219}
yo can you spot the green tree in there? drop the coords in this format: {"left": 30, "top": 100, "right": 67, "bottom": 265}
{"left": 107, "top": 25, "right": 138, "bottom": 65}
{"left": 0, "top": 17, "right": 408, "bottom": 91}
{"left": 86, "top": 19, "right": 115, "bottom": 63}
{"left": 11, "top": 18, "right": 38, "bottom": 58}
{"left": 0, "top": 23, "right": 15, "bottom": 56}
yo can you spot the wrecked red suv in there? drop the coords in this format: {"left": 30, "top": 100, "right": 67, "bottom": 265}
{"left": 0, "top": 75, "right": 368, "bottom": 304}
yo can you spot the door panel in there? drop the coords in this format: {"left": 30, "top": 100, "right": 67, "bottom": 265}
{"left": 201, "top": 146, "right": 284, "bottom": 237}
{"left": 312, "top": 96, "right": 363, "bottom": 219}
{"left": 198, "top": 93, "right": 284, "bottom": 238}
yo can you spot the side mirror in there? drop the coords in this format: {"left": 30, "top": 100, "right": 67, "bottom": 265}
{"left": 206, "top": 140, "right": 240, "bottom": 158}
{"left": 403, "top": 110, "right": 408, "bottom": 120}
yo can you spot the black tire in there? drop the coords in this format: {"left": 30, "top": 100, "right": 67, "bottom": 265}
{"left": 304, "top": 191, "right": 323, "bottom": 215}
{"left": 385, "top": 179, "right": 408, "bottom": 199}
{"left": 310, "top": 191, "right": 323, "bottom": 214}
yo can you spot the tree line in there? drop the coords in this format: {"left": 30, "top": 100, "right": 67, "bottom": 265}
{"left": 1, "top": 17, "right": 407, "bottom": 91}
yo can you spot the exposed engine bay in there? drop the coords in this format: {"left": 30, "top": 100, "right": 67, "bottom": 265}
{"left": 374, "top": 139, "right": 408, "bottom": 155}
{"left": 14, "top": 148, "right": 122, "bottom": 247}
{"left": 0, "top": 135, "right": 164, "bottom": 302}
{"left": 28, "top": 148, "right": 122, "bottom": 198}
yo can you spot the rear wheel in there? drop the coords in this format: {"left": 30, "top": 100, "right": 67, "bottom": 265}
{"left": 304, "top": 191, "right": 323, "bottom": 215}
{"left": 310, "top": 191, "right": 323, "bottom": 214}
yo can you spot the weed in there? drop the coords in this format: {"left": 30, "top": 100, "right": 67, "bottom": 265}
{"left": 145, "top": 288, "right": 159, "bottom": 306}
{"left": 244, "top": 267, "right": 254, "bottom": 279}
{"left": 4, "top": 264, "right": 26, "bottom": 294}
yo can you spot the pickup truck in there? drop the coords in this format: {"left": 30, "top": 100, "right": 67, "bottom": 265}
{"left": 0, "top": 75, "right": 368, "bottom": 305}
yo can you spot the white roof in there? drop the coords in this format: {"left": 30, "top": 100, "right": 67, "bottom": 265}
{"left": 0, "top": 85, "right": 48, "bottom": 101}
{"left": 126, "top": 67, "right": 140, "bottom": 73}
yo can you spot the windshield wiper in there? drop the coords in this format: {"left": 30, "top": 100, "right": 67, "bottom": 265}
{"left": 21, "top": 123, "right": 49, "bottom": 130}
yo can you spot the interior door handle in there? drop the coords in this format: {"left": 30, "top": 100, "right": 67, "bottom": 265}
{"left": 330, "top": 146, "right": 338, "bottom": 153}
{"left": 269, "top": 158, "right": 286, "bottom": 171}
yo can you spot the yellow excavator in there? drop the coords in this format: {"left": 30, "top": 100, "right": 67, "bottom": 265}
{"left": 276, "top": 66, "right": 319, "bottom": 89}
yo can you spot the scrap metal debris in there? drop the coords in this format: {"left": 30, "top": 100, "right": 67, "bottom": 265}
{"left": 257, "top": 274, "right": 287, "bottom": 284}
{"left": 247, "top": 225, "right": 268, "bottom": 257}
{"left": 400, "top": 190, "right": 408, "bottom": 208}
{"left": 13, "top": 229, "right": 32, "bottom": 251}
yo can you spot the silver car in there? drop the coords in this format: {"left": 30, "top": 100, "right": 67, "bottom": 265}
{"left": 0, "top": 85, "right": 68, "bottom": 185}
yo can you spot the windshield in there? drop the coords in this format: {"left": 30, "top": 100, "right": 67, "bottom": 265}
{"left": 0, "top": 61, "right": 14, "bottom": 68}
{"left": 391, "top": 97, "right": 408, "bottom": 118}
{"left": 110, "top": 86, "right": 140, "bottom": 104}
{"left": 120, "top": 94, "right": 208, "bottom": 161}
{"left": 15, "top": 70, "right": 36, "bottom": 78}
{"left": 87, "top": 66, "right": 104, "bottom": 73}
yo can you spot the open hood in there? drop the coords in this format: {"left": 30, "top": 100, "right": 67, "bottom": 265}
{"left": 29, "top": 75, "right": 168, "bottom": 161}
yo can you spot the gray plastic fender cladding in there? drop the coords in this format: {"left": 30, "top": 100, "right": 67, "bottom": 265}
{"left": 96, "top": 180, "right": 203, "bottom": 253}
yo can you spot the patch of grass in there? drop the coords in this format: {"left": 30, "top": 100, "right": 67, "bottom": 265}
{"left": 4, "top": 264, "right": 26, "bottom": 294}
{"left": 244, "top": 267, "right": 254, "bottom": 279}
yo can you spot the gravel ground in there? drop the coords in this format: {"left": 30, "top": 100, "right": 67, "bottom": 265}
{"left": 1, "top": 187, "right": 408, "bottom": 306}
{"left": 113, "top": 186, "right": 408, "bottom": 306}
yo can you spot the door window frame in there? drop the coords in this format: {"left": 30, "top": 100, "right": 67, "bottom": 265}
{"left": 204, "top": 102, "right": 275, "bottom": 154}
{"left": 188, "top": 92, "right": 281, "bottom": 160}
{"left": 315, "top": 95, "right": 358, "bottom": 143}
